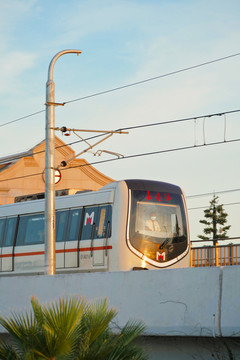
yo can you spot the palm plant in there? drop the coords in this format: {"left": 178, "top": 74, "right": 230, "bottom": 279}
{"left": 0, "top": 296, "right": 147, "bottom": 360}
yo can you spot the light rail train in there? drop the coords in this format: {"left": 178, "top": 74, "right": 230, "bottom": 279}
{"left": 0, "top": 179, "right": 190, "bottom": 275}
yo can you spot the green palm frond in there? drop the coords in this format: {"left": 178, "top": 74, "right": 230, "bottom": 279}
{"left": 118, "top": 319, "right": 146, "bottom": 343}
{"left": 76, "top": 311, "right": 147, "bottom": 360}
{"left": 105, "top": 320, "right": 147, "bottom": 360}
{"left": 31, "top": 296, "right": 87, "bottom": 359}
{"left": 82, "top": 299, "right": 118, "bottom": 344}
{"left": 0, "top": 311, "right": 36, "bottom": 339}
{"left": 0, "top": 309, "right": 40, "bottom": 359}
{"left": 42, "top": 296, "right": 86, "bottom": 336}
{"left": 0, "top": 296, "right": 148, "bottom": 360}
{"left": 74, "top": 299, "right": 117, "bottom": 360}
{"left": 0, "top": 339, "right": 19, "bottom": 360}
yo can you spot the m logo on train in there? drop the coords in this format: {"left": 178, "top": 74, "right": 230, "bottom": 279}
{"left": 84, "top": 212, "right": 94, "bottom": 226}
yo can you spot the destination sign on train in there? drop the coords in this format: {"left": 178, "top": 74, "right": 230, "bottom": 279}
{"left": 145, "top": 191, "right": 171, "bottom": 203}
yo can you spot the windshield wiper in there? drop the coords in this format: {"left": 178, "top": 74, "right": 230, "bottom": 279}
{"left": 159, "top": 238, "right": 170, "bottom": 250}
{"left": 175, "top": 215, "right": 180, "bottom": 236}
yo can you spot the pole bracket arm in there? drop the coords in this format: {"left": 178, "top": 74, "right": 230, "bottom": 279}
{"left": 45, "top": 102, "right": 65, "bottom": 106}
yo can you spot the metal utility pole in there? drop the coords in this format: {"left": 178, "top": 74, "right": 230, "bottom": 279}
{"left": 45, "top": 49, "right": 81, "bottom": 275}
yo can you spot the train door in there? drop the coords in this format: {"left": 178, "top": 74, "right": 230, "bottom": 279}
{"left": 64, "top": 208, "right": 82, "bottom": 268}
{"left": 92, "top": 205, "right": 112, "bottom": 268}
{"left": 14, "top": 213, "right": 44, "bottom": 272}
{"left": 1, "top": 217, "right": 18, "bottom": 272}
{"left": 55, "top": 210, "right": 69, "bottom": 269}
{"left": 79, "top": 205, "right": 112, "bottom": 271}
{"left": 79, "top": 205, "right": 98, "bottom": 271}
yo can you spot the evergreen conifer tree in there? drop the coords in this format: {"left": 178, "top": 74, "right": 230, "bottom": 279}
{"left": 198, "top": 195, "right": 231, "bottom": 245}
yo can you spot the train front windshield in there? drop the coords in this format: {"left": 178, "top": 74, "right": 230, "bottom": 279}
{"left": 128, "top": 188, "right": 188, "bottom": 267}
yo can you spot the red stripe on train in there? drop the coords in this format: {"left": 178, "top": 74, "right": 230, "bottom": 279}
{"left": 0, "top": 246, "right": 112, "bottom": 258}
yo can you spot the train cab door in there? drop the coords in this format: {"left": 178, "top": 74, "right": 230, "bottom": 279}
{"left": 64, "top": 208, "right": 82, "bottom": 268}
{"left": 1, "top": 217, "right": 18, "bottom": 272}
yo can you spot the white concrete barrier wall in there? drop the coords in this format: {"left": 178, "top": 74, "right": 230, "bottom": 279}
{"left": 221, "top": 266, "right": 240, "bottom": 336}
{"left": 0, "top": 266, "right": 239, "bottom": 337}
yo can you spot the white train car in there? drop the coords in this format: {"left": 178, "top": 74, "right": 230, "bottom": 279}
{"left": 0, "top": 179, "right": 190, "bottom": 275}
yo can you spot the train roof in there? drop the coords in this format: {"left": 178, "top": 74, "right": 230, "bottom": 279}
{"left": 0, "top": 179, "right": 184, "bottom": 217}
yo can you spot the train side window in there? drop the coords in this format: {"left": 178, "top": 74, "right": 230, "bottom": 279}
{"left": 67, "top": 208, "right": 82, "bottom": 241}
{"left": 16, "top": 214, "right": 44, "bottom": 246}
{"left": 81, "top": 206, "right": 99, "bottom": 240}
{"left": 3, "top": 217, "right": 18, "bottom": 247}
{"left": 56, "top": 210, "right": 68, "bottom": 242}
{"left": 0, "top": 218, "right": 6, "bottom": 246}
{"left": 95, "top": 205, "right": 112, "bottom": 238}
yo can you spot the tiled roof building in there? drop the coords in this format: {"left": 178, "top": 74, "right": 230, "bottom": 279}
{"left": 0, "top": 136, "right": 113, "bottom": 205}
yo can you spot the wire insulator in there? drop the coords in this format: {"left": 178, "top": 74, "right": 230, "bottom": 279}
{"left": 60, "top": 161, "right": 67, "bottom": 167}
{"left": 61, "top": 126, "right": 68, "bottom": 133}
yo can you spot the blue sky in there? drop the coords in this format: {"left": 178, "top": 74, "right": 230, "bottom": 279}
{"left": 0, "top": 0, "right": 240, "bottom": 240}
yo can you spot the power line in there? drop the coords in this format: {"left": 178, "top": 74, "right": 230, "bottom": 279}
{"left": 117, "top": 109, "right": 240, "bottom": 132}
{"left": 1, "top": 51, "right": 240, "bottom": 128}
{"left": 64, "top": 52, "right": 240, "bottom": 104}
{"left": 1, "top": 108, "right": 240, "bottom": 164}
{"left": 0, "top": 171, "right": 43, "bottom": 182}
{"left": 1, "top": 136, "right": 238, "bottom": 183}
{"left": 188, "top": 202, "right": 240, "bottom": 210}
{"left": 0, "top": 132, "right": 106, "bottom": 164}
{"left": 187, "top": 188, "right": 240, "bottom": 198}
{"left": 191, "top": 236, "right": 240, "bottom": 243}
{"left": 0, "top": 110, "right": 45, "bottom": 128}
{"left": 66, "top": 137, "right": 240, "bottom": 170}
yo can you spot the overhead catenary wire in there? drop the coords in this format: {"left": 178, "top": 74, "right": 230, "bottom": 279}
{"left": 64, "top": 52, "right": 240, "bottom": 104}
{"left": 188, "top": 202, "right": 240, "bottom": 210}
{"left": 191, "top": 236, "right": 240, "bottom": 243}
{"left": 0, "top": 110, "right": 45, "bottom": 128}
{"left": 0, "top": 171, "right": 44, "bottom": 182}
{"left": 115, "top": 109, "right": 240, "bottom": 132}
{"left": 65, "top": 137, "right": 240, "bottom": 169}
{"left": 1, "top": 136, "right": 240, "bottom": 183}
{"left": 1, "top": 108, "right": 240, "bottom": 164}
{"left": 187, "top": 188, "right": 240, "bottom": 198}
{"left": 1, "top": 51, "right": 240, "bottom": 128}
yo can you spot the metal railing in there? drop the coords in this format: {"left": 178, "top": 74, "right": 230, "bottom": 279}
{"left": 190, "top": 237, "right": 240, "bottom": 267}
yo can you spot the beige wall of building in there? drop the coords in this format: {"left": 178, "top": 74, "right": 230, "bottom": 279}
{"left": 0, "top": 137, "right": 113, "bottom": 205}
